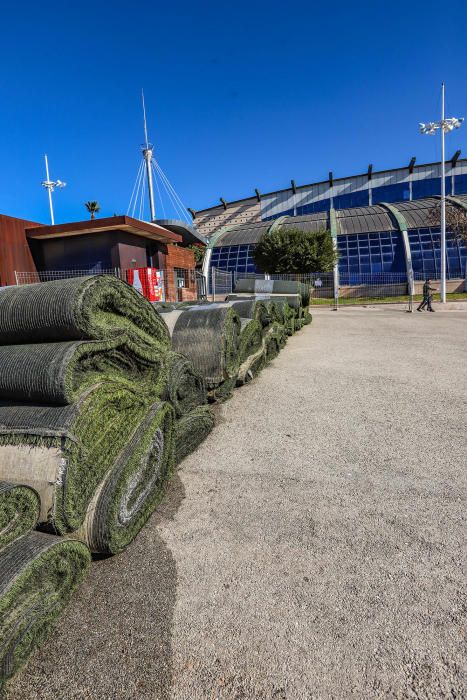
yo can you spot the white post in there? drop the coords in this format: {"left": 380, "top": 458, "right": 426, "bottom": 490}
{"left": 440, "top": 82, "right": 446, "bottom": 303}
{"left": 44, "top": 154, "right": 55, "bottom": 225}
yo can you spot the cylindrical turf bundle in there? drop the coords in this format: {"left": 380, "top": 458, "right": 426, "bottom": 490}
{"left": 165, "top": 306, "right": 242, "bottom": 389}
{"left": 0, "top": 338, "right": 165, "bottom": 405}
{"left": 225, "top": 299, "right": 272, "bottom": 329}
{"left": 0, "top": 482, "right": 40, "bottom": 550}
{"left": 174, "top": 405, "right": 215, "bottom": 466}
{"left": 0, "top": 532, "right": 90, "bottom": 686}
{"left": 162, "top": 352, "right": 206, "bottom": 418}
{"left": 0, "top": 384, "right": 152, "bottom": 535}
{"left": 264, "top": 322, "right": 288, "bottom": 363}
{"left": 0, "top": 275, "right": 170, "bottom": 350}
{"left": 76, "top": 401, "right": 175, "bottom": 554}
{"left": 236, "top": 318, "right": 265, "bottom": 386}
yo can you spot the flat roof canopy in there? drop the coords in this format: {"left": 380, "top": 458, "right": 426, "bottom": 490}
{"left": 26, "top": 215, "right": 183, "bottom": 244}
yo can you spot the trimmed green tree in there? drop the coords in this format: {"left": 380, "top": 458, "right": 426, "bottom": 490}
{"left": 253, "top": 227, "right": 337, "bottom": 273}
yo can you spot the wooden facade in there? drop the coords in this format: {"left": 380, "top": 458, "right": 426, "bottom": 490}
{"left": 0, "top": 214, "right": 40, "bottom": 286}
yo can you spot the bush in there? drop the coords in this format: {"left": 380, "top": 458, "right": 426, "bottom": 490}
{"left": 253, "top": 227, "right": 337, "bottom": 274}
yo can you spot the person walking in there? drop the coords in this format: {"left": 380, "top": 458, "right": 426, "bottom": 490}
{"left": 417, "top": 278, "right": 437, "bottom": 312}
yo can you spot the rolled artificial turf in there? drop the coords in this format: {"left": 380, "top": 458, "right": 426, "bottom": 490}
{"left": 0, "top": 482, "right": 40, "bottom": 550}
{"left": 236, "top": 318, "right": 265, "bottom": 386}
{"left": 77, "top": 401, "right": 175, "bottom": 554}
{"left": 0, "top": 338, "right": 166, "bottom": 405}
{"left": 0, "top": 383, "right": 152, "bottom": 535}
{"left": 168, "top": 306, "right": 242, "bottom": 389}
{"left": 224, "top": 299, "right": 272, "bottom": 329}
{"left": 0, "top": 532, "right": 90, "bottom": 687}
{"left": 162, "top": 352, "right": 206, "bottom": 418}
{"left": 0, "top": 275, "right": 170, "bottom": 350}
{"left": 174, "top": 405, "right": 215, "bottom": 466}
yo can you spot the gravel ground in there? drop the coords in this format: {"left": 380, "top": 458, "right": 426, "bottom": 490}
{"left": 6, "top": 307, "right": 467, "bottom": 700}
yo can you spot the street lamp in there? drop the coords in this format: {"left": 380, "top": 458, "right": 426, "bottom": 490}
{"left": 419, "top": 83, "right": 463, "bottom": 303}
{"left": 41, "top": 154, "right": 66, "bottom": 225}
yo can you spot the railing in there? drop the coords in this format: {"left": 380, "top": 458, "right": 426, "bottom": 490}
{"left": 210, "top": 268, "right": 467, "bottom": 309}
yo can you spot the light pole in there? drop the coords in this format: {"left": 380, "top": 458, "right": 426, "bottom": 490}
{"left": 419, "top": 83, "right": 463, "bottom": 303}
{"left": 41, "top": 154, "right": 66, "bottom": 225}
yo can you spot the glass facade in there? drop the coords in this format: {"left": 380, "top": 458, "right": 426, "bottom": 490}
{"left": 336, "top": 231, "right": 406, "bottom": 276}
{"left": 408, "top": 228, "right": 465, "bottom": 278}
{"left": 210, "top": 244, "right": 257, "bottom": 274}
{"left": 211, "top": 230, "right": 466, "bottom": 280}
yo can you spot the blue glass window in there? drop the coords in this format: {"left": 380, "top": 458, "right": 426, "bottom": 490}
{"left": 333, "top": 189, "right": 369, "bottom": 209}
{"left": 412, "top": 177, "right": 452, "bottom": 199}
{"left": 337, "top": 231, "right": 406, "bottom": 278}
{"left": 408, "top": 228, "right": 465, "bottom": 278}
{"left": 372, "top": 182, "right": 410, "bottom": 204}
{"left": 454, "top": 173, "right": 467, "bottom": 194}
{"left": 296, "top": 199, "right": 330, "bottom": 215}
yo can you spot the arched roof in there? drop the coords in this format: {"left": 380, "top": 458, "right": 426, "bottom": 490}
{"left": 210, "top": 196, "right": 464, "bottom": 248}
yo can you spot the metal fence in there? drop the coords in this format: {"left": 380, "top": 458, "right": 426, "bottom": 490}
{"left": 209, "top": 268, "right": 467, "bottom": 310}
{"left": 15, "top": 267, "right": 207, "bottom": 303}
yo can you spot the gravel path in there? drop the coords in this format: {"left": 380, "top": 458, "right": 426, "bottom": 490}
{"left": 6, "top": 307, "right": 467, "bottom": 699}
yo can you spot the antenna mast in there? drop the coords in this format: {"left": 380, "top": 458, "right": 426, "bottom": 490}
{"left": 41, "top": 154, "right": 66, "bottom": 225}
{"left": 141, "top": 90, "right": 156, "bottom": 222}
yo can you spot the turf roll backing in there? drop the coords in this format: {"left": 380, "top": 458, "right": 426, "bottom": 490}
{"left": 0, "top": 532, "right": 90, "bottom": 687}
{"left": 162, "top": 352, "right": 206, "bottom": 418}
{"left": 0, "top": 384, "right": 151, "bottom": 535}
{"left": 77, "top": 401, "right": 175, "bottom": 554}
{"left": 0, "top": 482, "right": 40, "bottom": 550}
{"left": 174, "top": 405, "right": 215, "bottom": 466}
{"left": 0, "top": 275, "right": 170, "bottom": 349}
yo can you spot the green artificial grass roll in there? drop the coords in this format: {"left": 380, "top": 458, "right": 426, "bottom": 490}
{"left": 0, "top": 384, "right": 150, "bottom": 534}
{"left": 0, "top": 532, "right": 90, "bottom": 687}
{"left": 78, "top": 401, "right": 175, "bottom": 554}
{"left": 0, "top": 275, "right": 170, "bottom": 349}
{"left": 0, "top": 482, "right": 40, "bottom": 550}
{"left": 0, "top": 338, "right": 166, "bottom": 405}
{"left": 236, "top": 318, "right": 265, "bottom": 386}
{"left": 225, "top": 299, "right": 271, "bottom": 328}
{"left": 162, "top": 352, "right": 206, "bottom": 418}
{"left": 175, "top": 405, "right": 215, "bottom": 466}
{"left": 169, "top": 306, "right": 241, "bottom": 388}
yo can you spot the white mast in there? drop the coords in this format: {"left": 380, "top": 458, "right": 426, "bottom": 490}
{"left": 141, "top": 90, "right": 156, "bottom": 222}
{"left": 41, "top": 154, "right": 66, "bottom": 225}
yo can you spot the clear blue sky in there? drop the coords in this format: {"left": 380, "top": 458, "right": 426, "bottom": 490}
{"left": 0, "top": 0, "right": 466, "bottom": 224}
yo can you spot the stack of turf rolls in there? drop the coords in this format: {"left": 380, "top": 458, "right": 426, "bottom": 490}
{"left": 0, "top": 276, "right": 177, "bottom": 686}
{"left": 0, "top": 482, "right": 91, "bottom": 689}
{"left": 155, "top": 283, "right": 305, "bottom": 401}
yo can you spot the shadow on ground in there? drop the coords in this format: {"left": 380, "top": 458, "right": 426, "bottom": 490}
{"left": 5, "top": 475, "right": 186, "bottom": 700}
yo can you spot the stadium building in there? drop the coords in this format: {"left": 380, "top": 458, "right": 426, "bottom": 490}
{"left": 191, "top": 157, "right": 467, "bottom": 283}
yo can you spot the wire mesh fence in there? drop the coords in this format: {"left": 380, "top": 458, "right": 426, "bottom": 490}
{"left": 14, "top": 267, "right": 207, "bottom": 303}
{"left": 209, "top": 267, "right": 467, "bottom": 311}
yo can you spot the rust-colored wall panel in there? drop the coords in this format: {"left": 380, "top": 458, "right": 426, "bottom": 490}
{"left": 0, "top": 215, "right": 41, "bottom": 286}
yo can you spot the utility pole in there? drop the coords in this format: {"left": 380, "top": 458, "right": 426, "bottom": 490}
{"left": 41, "top": 155, "right": 66, "bottom": 225}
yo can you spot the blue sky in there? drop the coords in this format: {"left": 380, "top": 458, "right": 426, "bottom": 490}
{"left": 0, "top": 0, "right": 466, "bottom": 224}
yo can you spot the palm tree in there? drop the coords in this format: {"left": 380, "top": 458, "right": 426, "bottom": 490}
{"left": 84, "top": 201, "right": 101, "bottom": 220}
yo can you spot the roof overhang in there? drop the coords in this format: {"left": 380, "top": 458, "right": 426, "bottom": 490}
{"left": 26, "top": 215, "right": 182, "bottom": 244}
{"left": 154, "top": 219, "right": 206, "bottom": 245}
